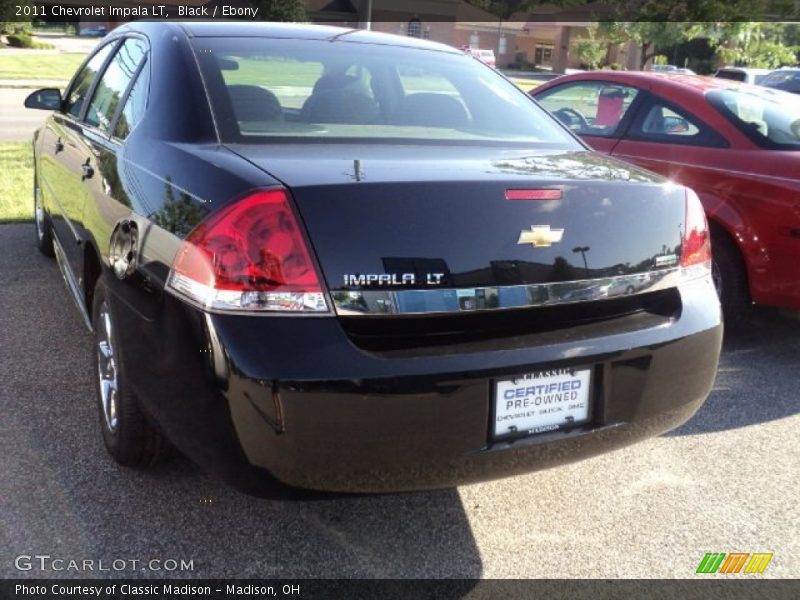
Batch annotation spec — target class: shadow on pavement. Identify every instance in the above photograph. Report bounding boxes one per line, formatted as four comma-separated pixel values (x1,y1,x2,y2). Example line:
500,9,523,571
668,308,800,436
0,224,482,580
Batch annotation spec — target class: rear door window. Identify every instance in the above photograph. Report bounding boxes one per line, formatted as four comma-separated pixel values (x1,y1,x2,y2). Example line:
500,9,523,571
114,58,150,139
536,81,640,137
85,38,148,131
63,43,115,118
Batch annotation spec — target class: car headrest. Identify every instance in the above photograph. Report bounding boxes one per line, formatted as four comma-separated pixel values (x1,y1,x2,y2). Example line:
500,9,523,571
227,85,283,123
391,93,469,128
301,88,380,125
312,73,361,95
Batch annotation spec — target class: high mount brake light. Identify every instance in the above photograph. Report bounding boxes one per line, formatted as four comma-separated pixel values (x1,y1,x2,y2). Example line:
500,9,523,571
505,189,563,201
167,189,328,313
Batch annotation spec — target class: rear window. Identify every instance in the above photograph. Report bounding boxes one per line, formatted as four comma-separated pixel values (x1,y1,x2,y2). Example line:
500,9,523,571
715,69,746,82
760,70,800,92
192,37,578,146
761,70,800,84
706,87,800,150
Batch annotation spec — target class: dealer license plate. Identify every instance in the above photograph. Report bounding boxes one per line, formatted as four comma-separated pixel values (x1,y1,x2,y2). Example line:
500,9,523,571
493,368,592,437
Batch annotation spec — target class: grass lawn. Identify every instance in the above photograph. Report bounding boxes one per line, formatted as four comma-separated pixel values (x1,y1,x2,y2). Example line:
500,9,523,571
508,78,539,92
0,52,83,81
0,142,33,222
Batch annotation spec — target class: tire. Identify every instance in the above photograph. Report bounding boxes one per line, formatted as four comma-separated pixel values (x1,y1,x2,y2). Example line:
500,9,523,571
711,228,751,326
34,182,54,257
92,277,171,466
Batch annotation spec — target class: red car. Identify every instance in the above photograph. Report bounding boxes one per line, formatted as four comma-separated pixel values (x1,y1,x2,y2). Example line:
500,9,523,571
531,72,800,321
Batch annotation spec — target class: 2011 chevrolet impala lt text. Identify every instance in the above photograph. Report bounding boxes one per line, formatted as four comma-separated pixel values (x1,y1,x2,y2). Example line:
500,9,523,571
24,22,722,495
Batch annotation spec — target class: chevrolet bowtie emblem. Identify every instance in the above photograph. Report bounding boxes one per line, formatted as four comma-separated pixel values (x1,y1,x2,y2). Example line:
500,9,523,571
517,225,565,248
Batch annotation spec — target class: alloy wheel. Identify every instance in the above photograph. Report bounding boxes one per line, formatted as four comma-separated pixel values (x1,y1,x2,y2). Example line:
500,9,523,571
97,301,119,432
34,189,44,241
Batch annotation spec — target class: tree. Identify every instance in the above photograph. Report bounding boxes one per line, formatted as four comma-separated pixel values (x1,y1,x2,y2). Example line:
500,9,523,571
715,22,798,68
248,0,305,21
465,0,588,19
596,0,782,68
0,0,34,35
575,24,607,69
599,22,688,68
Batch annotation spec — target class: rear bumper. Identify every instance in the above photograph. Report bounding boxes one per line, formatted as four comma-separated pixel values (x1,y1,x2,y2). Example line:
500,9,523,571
116,275,722,494
229,323,720,493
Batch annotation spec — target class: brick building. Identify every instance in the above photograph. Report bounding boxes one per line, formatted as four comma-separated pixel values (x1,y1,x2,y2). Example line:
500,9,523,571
48,0,643,72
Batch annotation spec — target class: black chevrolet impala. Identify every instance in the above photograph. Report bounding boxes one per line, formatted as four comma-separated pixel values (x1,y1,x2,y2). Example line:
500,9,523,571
24,22,722,494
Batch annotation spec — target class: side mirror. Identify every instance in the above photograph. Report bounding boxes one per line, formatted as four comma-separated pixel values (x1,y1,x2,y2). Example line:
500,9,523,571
24,88,61,111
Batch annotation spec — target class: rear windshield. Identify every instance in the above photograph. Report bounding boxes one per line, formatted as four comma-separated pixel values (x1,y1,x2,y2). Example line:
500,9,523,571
192,37,578,146
706,87,800,150
760,70,800,91
715,69,746,82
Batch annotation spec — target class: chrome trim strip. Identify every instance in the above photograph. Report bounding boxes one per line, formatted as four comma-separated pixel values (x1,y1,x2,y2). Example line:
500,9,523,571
53,236,93,332
332,268,684,316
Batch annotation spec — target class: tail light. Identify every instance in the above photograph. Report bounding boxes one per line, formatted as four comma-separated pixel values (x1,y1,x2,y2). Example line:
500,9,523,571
166,188,328,313
680,188,712,281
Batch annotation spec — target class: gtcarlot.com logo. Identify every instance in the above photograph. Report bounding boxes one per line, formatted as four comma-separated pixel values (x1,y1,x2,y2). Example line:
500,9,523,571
14,554,195,572
696,552,773,574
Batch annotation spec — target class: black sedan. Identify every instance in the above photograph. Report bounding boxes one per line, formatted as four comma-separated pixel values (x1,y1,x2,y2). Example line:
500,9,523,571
24,22,722,495
761,68,800,94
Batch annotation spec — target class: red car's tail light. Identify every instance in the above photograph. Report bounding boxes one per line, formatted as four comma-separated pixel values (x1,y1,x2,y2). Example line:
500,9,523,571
167,188,328,313
681,188,712,269
678,187,714,288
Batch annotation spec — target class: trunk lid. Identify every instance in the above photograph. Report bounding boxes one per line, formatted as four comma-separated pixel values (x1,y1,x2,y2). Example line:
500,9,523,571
227,144,686,292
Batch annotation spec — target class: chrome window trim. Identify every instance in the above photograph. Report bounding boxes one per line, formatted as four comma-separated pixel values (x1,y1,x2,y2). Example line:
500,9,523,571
331,268,685,316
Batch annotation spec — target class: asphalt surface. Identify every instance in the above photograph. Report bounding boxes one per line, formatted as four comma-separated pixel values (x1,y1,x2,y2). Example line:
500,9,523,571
0,88,49,142
0,223,798,579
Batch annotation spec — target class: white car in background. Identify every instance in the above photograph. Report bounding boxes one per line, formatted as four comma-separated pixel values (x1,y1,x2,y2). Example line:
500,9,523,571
650,64,695,74
714,66,770,85
465,47,496,68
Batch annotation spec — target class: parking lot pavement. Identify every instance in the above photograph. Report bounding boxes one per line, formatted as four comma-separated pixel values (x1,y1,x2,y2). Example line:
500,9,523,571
0,88,49,142
0,222,797,579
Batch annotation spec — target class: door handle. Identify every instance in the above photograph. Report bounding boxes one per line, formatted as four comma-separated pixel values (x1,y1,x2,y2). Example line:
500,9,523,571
54,138,63,153
81,159,94,180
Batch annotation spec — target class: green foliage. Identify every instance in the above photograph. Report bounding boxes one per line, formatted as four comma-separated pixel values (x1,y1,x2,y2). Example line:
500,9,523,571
575,24,607,69
248,0,306,21
598,22,688,67
5,32,52,49
0,143,33,222
716,23,798,68
0,0,34,35
465,0,588,19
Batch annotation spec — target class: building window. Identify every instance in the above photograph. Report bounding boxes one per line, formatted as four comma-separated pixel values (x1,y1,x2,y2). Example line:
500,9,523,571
469,32,479,48
498,35,507,55
534,44,554,67
407,18,422,38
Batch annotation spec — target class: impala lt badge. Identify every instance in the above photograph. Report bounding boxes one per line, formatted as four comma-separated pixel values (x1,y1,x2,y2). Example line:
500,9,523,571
343,273,445,287
518,225,565,248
